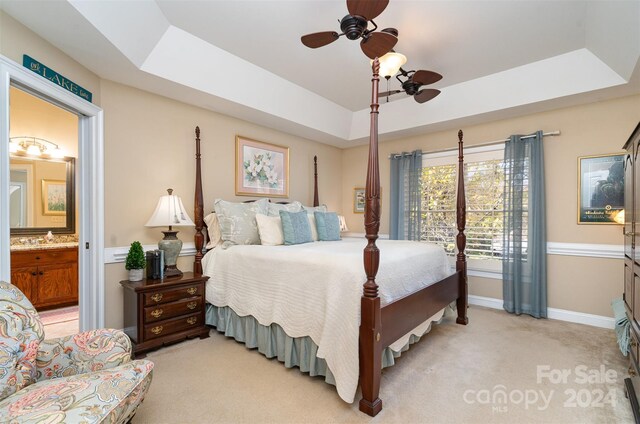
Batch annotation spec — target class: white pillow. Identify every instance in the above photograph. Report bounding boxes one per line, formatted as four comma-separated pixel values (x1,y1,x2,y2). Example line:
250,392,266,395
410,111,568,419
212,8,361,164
308,215,318,242
203,213,221,249
256,213,284,246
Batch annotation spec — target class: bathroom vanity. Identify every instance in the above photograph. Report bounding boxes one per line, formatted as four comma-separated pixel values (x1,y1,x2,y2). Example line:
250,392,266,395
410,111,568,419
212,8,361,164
10,245,78,310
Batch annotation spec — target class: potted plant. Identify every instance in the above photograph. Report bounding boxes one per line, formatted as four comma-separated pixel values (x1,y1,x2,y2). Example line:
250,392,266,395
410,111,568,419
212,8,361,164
125,241,146,281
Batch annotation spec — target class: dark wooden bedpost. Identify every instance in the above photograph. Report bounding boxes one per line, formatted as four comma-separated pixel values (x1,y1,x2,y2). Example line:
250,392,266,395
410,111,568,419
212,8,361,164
194,126,205,276
359,57,383,417
313,155,319,207
456,130,469,325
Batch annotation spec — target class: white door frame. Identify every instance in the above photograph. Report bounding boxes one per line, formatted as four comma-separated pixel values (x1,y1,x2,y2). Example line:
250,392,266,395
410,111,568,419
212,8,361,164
0,54,104,330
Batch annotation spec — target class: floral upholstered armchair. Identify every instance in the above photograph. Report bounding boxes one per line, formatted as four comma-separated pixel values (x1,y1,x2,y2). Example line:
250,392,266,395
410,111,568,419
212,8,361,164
0,281,154,423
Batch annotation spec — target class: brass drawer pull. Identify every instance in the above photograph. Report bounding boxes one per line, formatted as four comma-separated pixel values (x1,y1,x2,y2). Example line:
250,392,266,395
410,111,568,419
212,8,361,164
187,287,197,295
151,293,163,303
151,309,163,318
151,326,163,335
187,301,197,310
187,317,197,325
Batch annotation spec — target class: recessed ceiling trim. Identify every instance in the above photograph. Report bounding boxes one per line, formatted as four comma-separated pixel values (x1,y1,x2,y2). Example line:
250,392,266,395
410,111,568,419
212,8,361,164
140,25,353,140
349,49,628,140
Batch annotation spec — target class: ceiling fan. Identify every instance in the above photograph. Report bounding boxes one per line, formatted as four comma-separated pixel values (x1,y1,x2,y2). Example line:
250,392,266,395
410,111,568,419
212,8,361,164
300,0,398,60
380,67,442,103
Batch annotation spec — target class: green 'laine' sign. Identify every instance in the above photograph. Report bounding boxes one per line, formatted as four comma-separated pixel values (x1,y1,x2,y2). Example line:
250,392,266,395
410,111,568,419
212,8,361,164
22,55,92,103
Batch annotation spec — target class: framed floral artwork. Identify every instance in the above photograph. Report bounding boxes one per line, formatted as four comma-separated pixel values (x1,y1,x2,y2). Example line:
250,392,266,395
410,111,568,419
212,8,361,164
41,179,66,216
236,136,289,198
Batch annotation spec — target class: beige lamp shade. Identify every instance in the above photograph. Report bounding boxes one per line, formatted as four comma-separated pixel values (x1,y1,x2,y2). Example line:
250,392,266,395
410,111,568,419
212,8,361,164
145,189,194,228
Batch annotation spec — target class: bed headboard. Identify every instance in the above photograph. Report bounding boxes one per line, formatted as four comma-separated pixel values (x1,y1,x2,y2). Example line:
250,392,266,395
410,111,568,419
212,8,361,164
192,128,320,275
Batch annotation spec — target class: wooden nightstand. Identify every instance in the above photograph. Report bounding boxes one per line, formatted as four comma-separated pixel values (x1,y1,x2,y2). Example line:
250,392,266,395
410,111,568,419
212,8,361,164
120,272,210,357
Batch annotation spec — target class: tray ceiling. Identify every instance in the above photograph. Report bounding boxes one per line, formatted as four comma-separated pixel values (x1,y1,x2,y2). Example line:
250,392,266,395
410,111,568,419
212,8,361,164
1,0,639,147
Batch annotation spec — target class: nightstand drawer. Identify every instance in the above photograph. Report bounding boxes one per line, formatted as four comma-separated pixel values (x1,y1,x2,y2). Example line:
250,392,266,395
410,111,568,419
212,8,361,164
144,297,203,323
121,272,209,356
144,313,203,340
143,284,203,306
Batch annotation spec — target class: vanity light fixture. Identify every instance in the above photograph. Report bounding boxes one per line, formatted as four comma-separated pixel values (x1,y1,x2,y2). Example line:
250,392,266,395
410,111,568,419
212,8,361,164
9,136,65,158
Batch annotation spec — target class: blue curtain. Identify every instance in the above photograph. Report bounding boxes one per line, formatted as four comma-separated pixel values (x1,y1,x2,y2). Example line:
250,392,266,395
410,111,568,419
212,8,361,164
390,150,422,240
502,131,547,318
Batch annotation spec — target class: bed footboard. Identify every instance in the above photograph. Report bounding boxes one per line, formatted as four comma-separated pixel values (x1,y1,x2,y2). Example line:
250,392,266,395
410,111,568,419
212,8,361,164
358,60,467,417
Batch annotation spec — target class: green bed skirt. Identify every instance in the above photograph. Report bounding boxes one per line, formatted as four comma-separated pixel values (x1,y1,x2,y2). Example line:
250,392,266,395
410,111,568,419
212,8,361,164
205,303,444,388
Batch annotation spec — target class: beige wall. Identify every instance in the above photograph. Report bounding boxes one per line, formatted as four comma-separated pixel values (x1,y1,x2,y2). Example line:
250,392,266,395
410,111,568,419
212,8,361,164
2,9,637,326
101,79,343,328
1,13,343,328
0,11,101,105
342,95,640,317
9,87,79,156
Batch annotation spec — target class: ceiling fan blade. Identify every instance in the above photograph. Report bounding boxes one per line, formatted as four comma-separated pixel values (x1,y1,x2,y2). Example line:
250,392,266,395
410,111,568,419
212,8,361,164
301,31,339,48
347,0,389,21
411,70,443,86
360,32,397,60
414,89,441,104
378,90,402,97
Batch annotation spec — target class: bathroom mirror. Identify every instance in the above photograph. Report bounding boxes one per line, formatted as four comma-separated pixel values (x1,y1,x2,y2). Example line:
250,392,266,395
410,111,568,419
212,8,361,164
10,154,75,235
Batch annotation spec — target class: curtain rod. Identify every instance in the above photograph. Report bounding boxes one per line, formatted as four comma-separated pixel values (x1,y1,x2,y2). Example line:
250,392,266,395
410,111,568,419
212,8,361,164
389,130,561,158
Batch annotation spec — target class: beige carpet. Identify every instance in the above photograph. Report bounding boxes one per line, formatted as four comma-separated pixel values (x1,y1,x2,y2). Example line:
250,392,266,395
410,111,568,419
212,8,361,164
42,319,79,339
134,306,634,424
40,306,79,339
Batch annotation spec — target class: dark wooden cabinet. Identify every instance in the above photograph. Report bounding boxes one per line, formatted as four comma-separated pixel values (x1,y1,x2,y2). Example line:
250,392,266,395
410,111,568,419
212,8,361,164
10,247,78,310
120,272,210,357
623,122,640,423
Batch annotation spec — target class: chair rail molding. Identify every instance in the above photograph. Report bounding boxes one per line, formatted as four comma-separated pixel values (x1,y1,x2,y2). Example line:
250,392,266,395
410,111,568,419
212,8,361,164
105,242,197,264
546,242,623,259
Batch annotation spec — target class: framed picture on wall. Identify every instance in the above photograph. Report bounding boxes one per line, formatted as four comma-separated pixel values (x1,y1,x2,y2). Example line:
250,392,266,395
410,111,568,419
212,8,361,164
235,136,289,198
41,179,66,216
354,188,366,213
578,153,625,224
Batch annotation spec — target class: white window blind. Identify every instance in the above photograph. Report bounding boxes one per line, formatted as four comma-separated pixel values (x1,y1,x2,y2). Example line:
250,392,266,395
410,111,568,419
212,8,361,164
421,146,519,261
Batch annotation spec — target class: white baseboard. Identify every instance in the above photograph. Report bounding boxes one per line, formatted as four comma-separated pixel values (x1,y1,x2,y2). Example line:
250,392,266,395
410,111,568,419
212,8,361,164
468,294,615,329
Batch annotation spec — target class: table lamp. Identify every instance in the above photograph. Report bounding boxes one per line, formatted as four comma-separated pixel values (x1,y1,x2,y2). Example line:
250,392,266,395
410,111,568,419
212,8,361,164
145,188,194,277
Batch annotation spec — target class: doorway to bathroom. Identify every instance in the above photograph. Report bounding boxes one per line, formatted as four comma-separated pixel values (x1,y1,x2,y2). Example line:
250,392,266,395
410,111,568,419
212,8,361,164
9,86,80,338
1,54,105,331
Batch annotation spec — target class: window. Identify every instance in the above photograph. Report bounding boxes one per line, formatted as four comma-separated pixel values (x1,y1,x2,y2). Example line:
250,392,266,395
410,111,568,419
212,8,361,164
421,146,519,262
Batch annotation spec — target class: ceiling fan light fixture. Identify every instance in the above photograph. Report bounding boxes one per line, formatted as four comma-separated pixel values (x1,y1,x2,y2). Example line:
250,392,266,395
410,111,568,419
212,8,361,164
374,51,407,78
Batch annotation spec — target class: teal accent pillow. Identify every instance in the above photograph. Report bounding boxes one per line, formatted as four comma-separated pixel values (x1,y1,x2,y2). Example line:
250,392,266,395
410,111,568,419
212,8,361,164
314,211,341,241
279,210,313,245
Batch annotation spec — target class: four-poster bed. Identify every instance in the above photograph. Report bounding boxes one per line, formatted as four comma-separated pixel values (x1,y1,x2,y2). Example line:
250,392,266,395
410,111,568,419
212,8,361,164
192,58,468,417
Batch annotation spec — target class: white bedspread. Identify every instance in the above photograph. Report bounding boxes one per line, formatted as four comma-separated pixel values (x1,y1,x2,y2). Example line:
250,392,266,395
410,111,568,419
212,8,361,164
202,238,452,403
